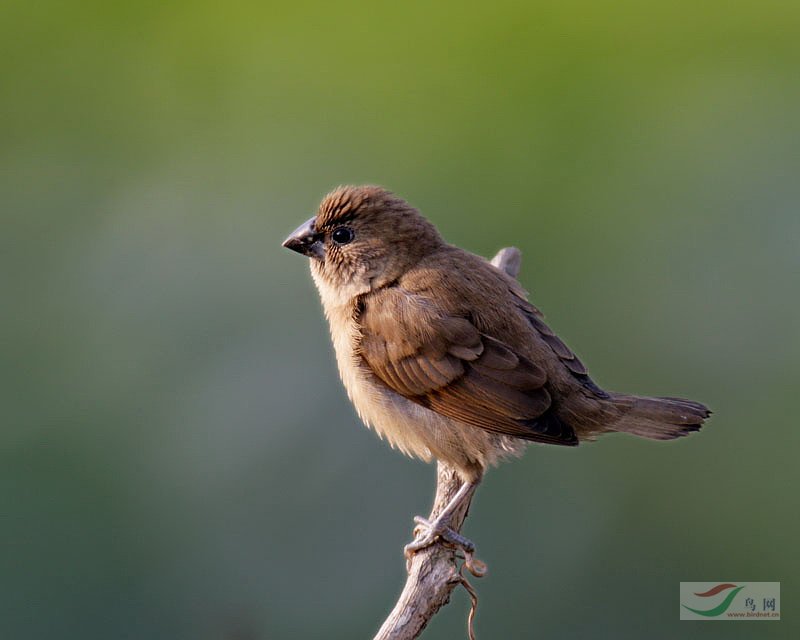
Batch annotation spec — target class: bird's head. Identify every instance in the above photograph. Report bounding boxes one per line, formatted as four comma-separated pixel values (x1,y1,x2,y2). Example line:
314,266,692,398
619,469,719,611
283,186,443,301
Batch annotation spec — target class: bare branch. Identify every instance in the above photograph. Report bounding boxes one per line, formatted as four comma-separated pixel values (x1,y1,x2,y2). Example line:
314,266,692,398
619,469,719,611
490,246,521,278
372,247,522,640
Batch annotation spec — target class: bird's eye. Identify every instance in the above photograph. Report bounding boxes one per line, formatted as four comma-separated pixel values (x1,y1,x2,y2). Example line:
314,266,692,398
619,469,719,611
331,227,354,245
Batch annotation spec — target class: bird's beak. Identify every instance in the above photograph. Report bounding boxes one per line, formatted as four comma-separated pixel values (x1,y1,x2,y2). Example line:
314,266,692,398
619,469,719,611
282,216,324,260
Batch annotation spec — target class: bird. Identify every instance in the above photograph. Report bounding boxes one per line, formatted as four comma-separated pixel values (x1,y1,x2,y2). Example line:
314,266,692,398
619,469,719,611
283,185,710,562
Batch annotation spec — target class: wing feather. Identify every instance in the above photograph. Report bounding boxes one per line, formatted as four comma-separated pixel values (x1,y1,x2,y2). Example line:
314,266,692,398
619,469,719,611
359,290,577,445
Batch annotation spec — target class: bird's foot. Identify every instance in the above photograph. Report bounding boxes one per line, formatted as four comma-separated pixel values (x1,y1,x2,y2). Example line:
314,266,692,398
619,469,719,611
406,515,475,554
404,515,487,577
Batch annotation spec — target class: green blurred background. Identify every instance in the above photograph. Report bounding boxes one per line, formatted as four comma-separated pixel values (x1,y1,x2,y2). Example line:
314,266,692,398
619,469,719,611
2,1,798,638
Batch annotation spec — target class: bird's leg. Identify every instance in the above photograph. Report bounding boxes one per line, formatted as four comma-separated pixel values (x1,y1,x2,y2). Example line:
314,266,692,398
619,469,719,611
404,480,479,565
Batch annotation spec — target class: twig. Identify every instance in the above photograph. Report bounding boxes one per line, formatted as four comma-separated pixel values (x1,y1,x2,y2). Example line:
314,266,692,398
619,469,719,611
372,248,522,640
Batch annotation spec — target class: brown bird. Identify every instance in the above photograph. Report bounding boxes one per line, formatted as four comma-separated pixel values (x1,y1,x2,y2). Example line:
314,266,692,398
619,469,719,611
283,185,709,560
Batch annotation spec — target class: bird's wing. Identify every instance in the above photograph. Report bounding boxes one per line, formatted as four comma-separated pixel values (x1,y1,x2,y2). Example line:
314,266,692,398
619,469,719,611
357,288,577,445
512,295,610,398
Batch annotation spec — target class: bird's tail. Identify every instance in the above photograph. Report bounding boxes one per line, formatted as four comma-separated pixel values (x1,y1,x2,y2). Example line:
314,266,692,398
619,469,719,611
608,394,710,440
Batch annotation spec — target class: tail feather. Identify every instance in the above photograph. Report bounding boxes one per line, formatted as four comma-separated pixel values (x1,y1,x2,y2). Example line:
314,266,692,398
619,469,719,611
609,394,710,440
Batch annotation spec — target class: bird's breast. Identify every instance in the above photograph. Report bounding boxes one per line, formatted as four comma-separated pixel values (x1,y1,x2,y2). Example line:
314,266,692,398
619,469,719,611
317,295,430,457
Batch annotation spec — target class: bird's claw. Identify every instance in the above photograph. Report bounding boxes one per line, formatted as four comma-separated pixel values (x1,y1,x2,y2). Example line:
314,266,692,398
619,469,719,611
404,514,485,577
